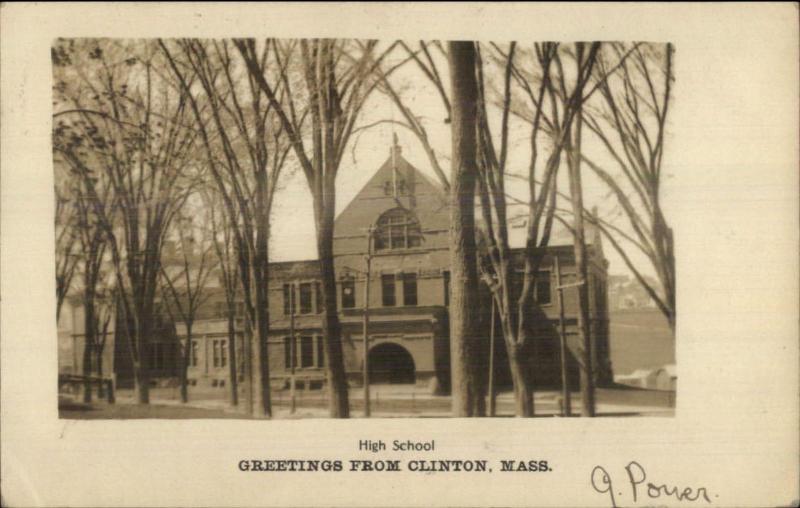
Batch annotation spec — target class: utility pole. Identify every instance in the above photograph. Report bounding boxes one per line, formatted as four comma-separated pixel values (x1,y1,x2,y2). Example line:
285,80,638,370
362,225,374,417
289,284,296,414
555,256,583,417
488,297,497,416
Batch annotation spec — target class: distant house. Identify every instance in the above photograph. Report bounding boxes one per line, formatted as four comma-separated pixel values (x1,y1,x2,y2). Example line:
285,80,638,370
607,274,660,311
614,364,676,391
59,144,614,394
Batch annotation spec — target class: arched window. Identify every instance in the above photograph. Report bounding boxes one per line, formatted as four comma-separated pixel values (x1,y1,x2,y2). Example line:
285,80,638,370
374,208,421,251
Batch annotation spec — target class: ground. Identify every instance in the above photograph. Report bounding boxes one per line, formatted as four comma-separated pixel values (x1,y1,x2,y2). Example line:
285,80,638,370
59,383,674,419
59,308,675,419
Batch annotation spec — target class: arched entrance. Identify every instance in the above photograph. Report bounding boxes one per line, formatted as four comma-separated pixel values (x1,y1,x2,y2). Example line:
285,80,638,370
368,342,416,384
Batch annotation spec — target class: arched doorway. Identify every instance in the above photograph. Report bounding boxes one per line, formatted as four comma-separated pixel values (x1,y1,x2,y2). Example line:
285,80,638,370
368,342,416,384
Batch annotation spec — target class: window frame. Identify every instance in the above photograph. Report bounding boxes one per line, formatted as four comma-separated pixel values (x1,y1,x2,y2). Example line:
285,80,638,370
283,283,293,315
300,335,314,368
381,274,396,307
190,340,199,367
341,277,356,309
402,272,418,306
374,208,422,252
316,335,325,368
298,282,313,315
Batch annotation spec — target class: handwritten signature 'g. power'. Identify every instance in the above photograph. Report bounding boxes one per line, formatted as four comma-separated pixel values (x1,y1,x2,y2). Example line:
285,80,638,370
591,461,715,507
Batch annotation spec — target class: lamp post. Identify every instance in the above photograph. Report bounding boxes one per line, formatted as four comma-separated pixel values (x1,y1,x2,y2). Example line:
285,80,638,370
289,284,296,414
488,296,497,416
553,256,585,417
362,225,374,417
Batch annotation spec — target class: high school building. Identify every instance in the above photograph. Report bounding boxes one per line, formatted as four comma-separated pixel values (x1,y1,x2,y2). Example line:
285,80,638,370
59,144,613,394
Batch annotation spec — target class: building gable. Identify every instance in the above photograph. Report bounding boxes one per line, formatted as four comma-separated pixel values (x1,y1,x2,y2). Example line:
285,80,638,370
334,146,449,243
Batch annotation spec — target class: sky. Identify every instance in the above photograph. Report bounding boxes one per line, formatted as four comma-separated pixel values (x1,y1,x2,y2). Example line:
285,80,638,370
268,43,674,281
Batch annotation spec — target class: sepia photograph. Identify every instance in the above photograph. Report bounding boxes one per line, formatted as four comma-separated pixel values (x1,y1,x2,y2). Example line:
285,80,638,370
53,38,676,420
2,3,797,507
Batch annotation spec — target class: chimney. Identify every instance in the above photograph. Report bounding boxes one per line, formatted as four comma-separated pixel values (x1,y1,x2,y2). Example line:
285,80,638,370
391,132,402,158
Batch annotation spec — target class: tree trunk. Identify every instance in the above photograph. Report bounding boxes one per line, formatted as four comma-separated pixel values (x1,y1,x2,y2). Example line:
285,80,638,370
180,322,192,403
82,294,94,404
317,175,350,418
567,94,596,418
134,316,152,404
227,312,239,406
447,41,486,417
253,266,272,417
134,367,150,404
96,344,105,398
252,167,273,418
507,344,534,417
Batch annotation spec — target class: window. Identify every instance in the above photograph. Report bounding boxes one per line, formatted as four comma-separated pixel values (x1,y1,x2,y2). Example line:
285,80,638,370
208,339,227,369
383,179,407,196
341,278,356,309
283,284,293,315
299,282,313,314
374,208,421,251
283,336,296,369
443,270,450,306
535,271,552,305
316,336,325,368
315,281,322,313
381,274,396,307
300,336,314,368
190,340,199,367
402,273,418,306
219,340,227,368
212,340,220,368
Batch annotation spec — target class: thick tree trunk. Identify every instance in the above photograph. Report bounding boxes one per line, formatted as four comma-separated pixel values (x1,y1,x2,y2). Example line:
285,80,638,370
134,316,152,404
242,316,255,415
253,268,272,417
134,367,150,404
252,168,273,418
180,323,192,403
447,41,486,417
317,176,349,418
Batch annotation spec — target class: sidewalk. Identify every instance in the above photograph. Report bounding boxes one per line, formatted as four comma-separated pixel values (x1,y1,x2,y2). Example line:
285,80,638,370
61,384,675,419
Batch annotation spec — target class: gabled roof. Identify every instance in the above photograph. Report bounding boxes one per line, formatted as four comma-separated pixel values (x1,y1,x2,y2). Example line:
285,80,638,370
334,148,449,238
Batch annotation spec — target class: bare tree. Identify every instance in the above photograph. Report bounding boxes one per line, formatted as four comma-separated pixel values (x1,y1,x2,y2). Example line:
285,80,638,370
206,187,242,406
236,38,396,418
54,163,80,322
70,168,110,402
161,39,293,417
447,41,487,416
93,284,116,398
560,43,603,417
582,42,675,330
159,206,214,403
473,42,601,416
53,39,199,403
